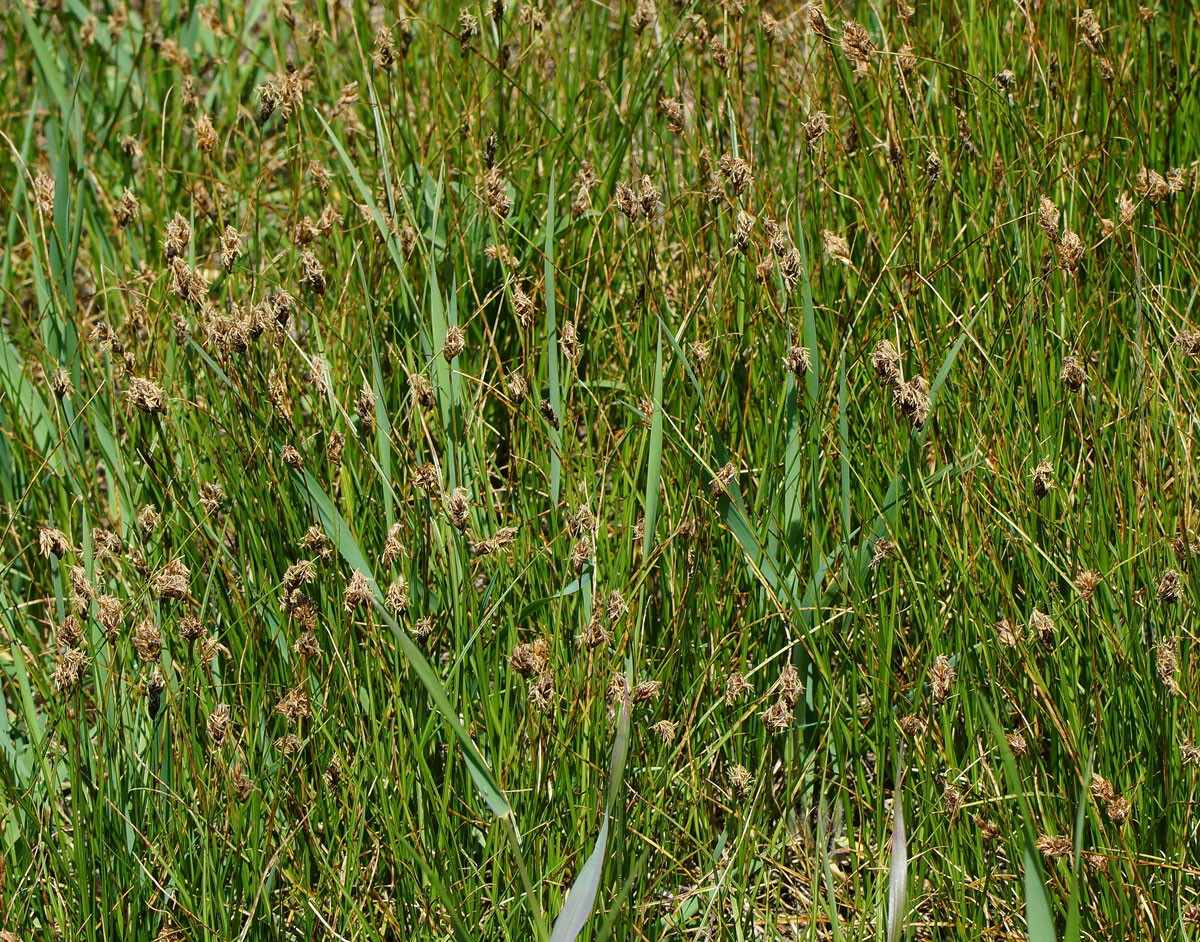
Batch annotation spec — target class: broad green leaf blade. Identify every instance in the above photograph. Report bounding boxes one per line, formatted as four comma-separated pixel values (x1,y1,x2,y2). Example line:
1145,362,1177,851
549,698,632,942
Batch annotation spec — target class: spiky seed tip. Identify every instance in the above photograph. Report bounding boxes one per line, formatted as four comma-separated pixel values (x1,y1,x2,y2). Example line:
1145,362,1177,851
385,576,410,613
760,698,792,733
1037,196,1060,242
871,340,901,386
1006,731,1028,757
539,398,560,430
710,461,737,496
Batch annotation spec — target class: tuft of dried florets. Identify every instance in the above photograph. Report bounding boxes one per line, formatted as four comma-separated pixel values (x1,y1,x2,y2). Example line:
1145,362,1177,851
442,324,466,361
132,618,163,662
929,654,956,704
1057,229,1085,275
385,575,410,613
840,20,875,73
53,647,89,693
1075,569,1101,601
771,663,804,708
1030,608,1055,648
343,570,374,611
1060,356,1085,392
724,669,752,706
38,526,72,558
1157,569,1184,605
1037,197,1060,242
1157,636,1180,693
207,703,231,747
802,111,830,153
126,376,167,415
760,698,792,734
116,187,140,227
1031,459,1054,499
871,340,901,387
155,558,191,600
445,487,471,531
821,229,852,265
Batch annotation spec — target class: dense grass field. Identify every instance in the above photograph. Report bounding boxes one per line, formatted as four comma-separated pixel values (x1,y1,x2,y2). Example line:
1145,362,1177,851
1,0,1199,939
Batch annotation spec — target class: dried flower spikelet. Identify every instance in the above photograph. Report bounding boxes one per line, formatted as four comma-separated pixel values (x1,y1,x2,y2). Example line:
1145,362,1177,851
871,340,900,386
1117,192,1136,226
996,69,1016,90
442,324,466,361
943,783,963,820
840,20,875,73
1036,833,1073,859
1060,356,1085,392
1182,741,1200,767
771,664,804,708
179,615,205,642
56,613,83,647
606,590,628,623
163,213,192,261
821,229,851,265
385,575,410,612
373,24,397,71
1037,197,1060,242
717,154,754,195
925,151,943,187
651,719,678,744
631,0,657,35
1057,229,1084,275
1157,569,1184,605
1031,459,1054,499
38,526,72,558
893,376,931,428
413,615,436,641
1074,569,1101,601
199,481,223,516
709,460,737,496
510,638,551,677
343,569,374,611
1106,795,1132,826
784,344,811,380
802,111,830,152
761,698,792,733
727,763,752,798
1030,608,1055,648
506,372,529,404
457,10,480,52
929,654,956,703
724,669,752,706
1136,166,1170,203
275,687,311,725
512,283,535,326
283,560,317,592
381,523,405,568
870,538,897,571
1007,730,1028,757
484,167,512,218
658,96,684,133
33,171,55,219
1077,8,1103,53
138,503,161,536
539,398,560,430
132,618,163,662
1157,636,1180,693
413,462,441,494
280,444,303,470
690,340,711,372
579,612,611,649
1167,167,1187,193
637,175,661,219
560,322,581,362
569,534,593,572
299,250,326,295
155,558,191,600
219,225,243,271
732,209,755,254
445,487,471,531
53,647,89,693
631,679,662,704
116,187,140,227
354,381,376,432
207,703,231,747
126,376,167,414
